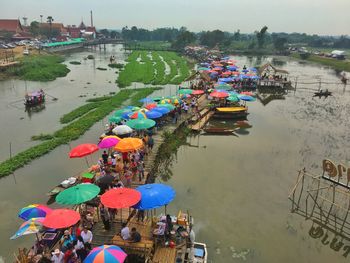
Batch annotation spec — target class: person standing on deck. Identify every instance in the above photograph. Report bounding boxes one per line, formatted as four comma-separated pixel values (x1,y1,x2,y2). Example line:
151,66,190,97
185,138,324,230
102,151,109,165
80,226,93,250
99,204,111,231
148,135,154,151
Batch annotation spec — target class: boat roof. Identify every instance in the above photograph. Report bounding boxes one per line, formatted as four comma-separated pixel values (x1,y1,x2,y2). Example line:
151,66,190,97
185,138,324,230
216,107,247,112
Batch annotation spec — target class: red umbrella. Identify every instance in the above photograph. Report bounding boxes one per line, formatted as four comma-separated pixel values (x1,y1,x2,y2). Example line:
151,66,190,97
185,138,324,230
69,144,99,158
145,103,157,110
101,188,141,209
240,91,254,96
210,91,229,98
192,90,204,95
42,209,80,229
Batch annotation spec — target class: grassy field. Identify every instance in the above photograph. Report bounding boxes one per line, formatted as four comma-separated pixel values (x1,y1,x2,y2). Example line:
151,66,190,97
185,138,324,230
125,41,172,50
291,53,350,72
0,88,159,178
5,55,70,81
117,51,191,87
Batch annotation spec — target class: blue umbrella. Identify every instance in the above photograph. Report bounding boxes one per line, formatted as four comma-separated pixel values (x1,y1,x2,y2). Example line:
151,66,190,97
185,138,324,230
228,66,238,71
250,67,257,72
134,183,176,210
121,112,131,120
146,110,163,119
139,98,154,103
238,95,256,102
153,107,170,114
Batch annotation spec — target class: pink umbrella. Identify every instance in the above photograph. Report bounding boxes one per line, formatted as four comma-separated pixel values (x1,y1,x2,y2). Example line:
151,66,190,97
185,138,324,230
192,90,204,95
98,137,121,149
210,91,229,98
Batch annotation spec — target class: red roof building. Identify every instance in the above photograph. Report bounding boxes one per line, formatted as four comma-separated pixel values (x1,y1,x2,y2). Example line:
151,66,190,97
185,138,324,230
0,19,23,33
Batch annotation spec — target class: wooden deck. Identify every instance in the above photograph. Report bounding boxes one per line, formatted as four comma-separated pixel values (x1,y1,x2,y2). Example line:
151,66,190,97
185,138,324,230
152,247,177,263
190,111,214,131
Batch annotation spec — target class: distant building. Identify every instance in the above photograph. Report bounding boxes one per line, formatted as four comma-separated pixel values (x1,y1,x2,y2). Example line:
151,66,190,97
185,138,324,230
0,19,31,40
331,50,346,60
66,20,96,39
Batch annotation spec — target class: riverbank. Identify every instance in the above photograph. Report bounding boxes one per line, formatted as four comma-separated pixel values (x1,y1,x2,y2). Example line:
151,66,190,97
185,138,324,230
0,88,158,178
290,53,350,72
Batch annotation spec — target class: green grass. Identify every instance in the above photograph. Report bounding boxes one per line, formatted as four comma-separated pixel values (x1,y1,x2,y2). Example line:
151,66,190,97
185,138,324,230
108,63,124,69
117,51,191,87
291,53,350,72
126,41,172,50
69,61,81,65
86,96,113,102
31,133,55,141
6,55,70,81
0,88,159,178
60,103,100,124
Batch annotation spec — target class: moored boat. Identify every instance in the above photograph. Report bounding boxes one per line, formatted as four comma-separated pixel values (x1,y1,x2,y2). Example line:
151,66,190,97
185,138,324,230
203,127,236,134
25,90,45,107
193,242,208,263
213,106,249,119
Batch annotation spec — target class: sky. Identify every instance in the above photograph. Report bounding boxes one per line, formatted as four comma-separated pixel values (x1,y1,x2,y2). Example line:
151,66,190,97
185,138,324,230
1,0,350,36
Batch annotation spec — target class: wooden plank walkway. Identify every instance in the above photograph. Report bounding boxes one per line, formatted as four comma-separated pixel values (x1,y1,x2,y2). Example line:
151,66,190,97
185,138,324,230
190,111,214,131
152,247,177,263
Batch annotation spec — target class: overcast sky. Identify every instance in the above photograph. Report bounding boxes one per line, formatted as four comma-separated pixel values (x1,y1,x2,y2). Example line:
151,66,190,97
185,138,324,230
1,0,349,35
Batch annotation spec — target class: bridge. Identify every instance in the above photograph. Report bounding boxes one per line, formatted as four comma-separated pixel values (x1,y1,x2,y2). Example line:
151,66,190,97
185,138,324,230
83,38,125,46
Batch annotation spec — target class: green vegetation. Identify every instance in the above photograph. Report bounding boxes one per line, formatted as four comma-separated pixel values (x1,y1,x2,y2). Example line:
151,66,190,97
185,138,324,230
97,67,107,71
117,51,191,87
108,63,124,69
87,55,94,59
290,53,350,72
0,88,158,177
69,61,81,65
60,103,99,124
125,41,173,50
31,133,55,141
86,96,113,102
6,55,70,81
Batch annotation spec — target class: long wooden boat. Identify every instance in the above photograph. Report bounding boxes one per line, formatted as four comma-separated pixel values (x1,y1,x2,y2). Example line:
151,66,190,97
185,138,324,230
203,127,237,134
46,176,78,197
314,90,332,97
213,106,249,119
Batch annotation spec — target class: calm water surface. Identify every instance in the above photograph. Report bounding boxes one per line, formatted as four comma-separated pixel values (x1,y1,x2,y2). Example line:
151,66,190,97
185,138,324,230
0,51,349,262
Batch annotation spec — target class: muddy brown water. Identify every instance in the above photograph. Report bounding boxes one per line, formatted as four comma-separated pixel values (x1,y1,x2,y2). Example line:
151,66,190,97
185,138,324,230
0,51,349,262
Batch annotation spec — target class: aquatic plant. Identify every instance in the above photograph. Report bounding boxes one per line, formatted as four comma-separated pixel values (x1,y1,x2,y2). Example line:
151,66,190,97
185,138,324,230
291,53,350,72
69,61,81,65
60,102,100,124
0,88,159,178
6,55,70,81
31,133,54,141
86,96,113,102
87,55,94,59
108,63,124,69
96,67,107,71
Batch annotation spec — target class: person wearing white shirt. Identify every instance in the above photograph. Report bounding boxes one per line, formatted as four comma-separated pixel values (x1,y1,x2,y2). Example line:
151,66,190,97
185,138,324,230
120,223,130,240
81,227,93,250
51,249,64,263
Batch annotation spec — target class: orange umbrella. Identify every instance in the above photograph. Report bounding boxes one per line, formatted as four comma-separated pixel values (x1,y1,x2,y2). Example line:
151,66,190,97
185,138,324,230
114,138,144,153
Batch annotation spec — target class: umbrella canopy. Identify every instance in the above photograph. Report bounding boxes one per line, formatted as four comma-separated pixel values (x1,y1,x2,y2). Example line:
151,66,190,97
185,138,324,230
42,209,80,229
197,67,210,71
145,103,158,110
238,95,256,102
240,91,254,96
101,188,141,209
112,125,133,136
108,116,122,123
114,138,144,153
96,174,115,186
125,119,156,130
151,97,164,102
134,184,176,210
159,99,171,104
153,106,170,114
114,109,132,117
84,245,127,263
178,89,193,95
98,137,121,149
158,103,175,111
56,184,100,205
192,90,204,95
10,217,45,240
69,144,99,158
226,95,240,102
18,204,52,221
130,111,147,119
139,98,154,103
146,110,163,119
210,91,229,98
125,106,140,111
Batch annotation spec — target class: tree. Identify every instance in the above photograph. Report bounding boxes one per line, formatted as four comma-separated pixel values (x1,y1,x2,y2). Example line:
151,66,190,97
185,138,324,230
172,30,196,50
199,30,225,48
47,16,54,40
233,30,240,41
256,26,268,48
99,29,110,38
273,37,287,51
29,21,40,36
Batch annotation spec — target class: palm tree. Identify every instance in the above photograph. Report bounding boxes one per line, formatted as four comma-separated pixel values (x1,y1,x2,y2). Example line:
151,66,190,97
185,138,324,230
47,16,54,40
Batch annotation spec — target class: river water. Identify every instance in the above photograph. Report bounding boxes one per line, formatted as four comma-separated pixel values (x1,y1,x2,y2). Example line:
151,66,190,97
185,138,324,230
0,47,349,262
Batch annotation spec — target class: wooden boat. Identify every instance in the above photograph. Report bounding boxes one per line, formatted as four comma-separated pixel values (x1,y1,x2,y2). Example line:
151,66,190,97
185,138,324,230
314,90,332,97
213,106,249,119
46,177,78,196
193,242,208,263
25,90,45,107
203,127,237,134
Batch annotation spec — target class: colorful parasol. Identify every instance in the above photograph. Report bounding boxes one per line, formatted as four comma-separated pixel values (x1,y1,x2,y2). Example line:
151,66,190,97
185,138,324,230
69,144,99,158
10,217,45,240
145,103,158,110
125,119,156,130
84,245,127,263
157,103,175,111
55,183,100,205
101,188,141,209
114,108,132,117
129,111,147,119
18,204,52,221
145,110,163,119
210,91,229,98
178,89,193,95
114,138,144,152
98,137,121,149
192,90,204,95
108,116,122,123
134,184,176,210
42,209,80,229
